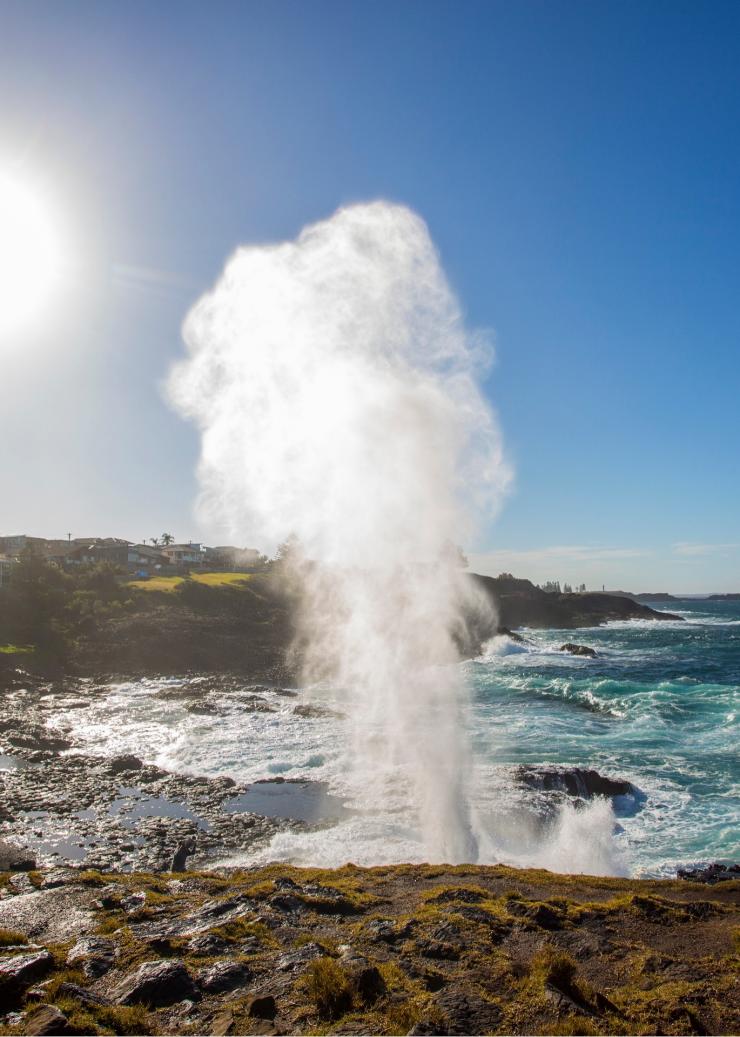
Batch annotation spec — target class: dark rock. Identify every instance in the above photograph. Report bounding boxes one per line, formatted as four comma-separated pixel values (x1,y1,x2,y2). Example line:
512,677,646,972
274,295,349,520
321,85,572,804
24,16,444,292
9,873,35,895
434,990,503,1035
22,1005,72,1036
275,943,324,971
415,938,460,961
677,862,740,885
66,936,117,978
340,951,386,1004
198,961,251,993
8,733,72,752
544,980,593,1016
515,766,634,799
114,958,199,1007
120,892,146,913
269,893,303,912
560,642,597,658
246,995,277,1020
429,887,486,905
109,754,144,774
366,918,415,942
143,936,175,956
57,982,112,1006
186,933,231,957
0,951,53,991
507,901,564,929
0,839,37,872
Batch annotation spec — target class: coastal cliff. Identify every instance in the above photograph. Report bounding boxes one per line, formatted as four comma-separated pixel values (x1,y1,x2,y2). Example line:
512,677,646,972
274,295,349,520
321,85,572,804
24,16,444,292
0,570,682,682
470,574,682,633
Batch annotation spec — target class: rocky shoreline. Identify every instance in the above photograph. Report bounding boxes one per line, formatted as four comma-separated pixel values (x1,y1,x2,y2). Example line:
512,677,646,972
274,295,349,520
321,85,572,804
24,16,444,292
0,671,630,877
0,669,738,1035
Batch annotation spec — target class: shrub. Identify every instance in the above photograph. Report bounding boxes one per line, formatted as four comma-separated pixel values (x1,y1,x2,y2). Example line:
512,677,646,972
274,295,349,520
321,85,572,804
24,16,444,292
307,956,353,1019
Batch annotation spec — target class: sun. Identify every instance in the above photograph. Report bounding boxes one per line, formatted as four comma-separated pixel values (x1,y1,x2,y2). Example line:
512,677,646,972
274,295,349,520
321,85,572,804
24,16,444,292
0,171,63,337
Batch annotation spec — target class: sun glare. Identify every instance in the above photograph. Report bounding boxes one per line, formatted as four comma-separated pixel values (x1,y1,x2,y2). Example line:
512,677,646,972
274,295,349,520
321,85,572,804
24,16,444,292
0,171,63,337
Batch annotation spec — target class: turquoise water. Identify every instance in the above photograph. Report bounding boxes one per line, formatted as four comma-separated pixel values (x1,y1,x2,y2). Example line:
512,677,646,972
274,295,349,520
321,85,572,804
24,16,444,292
467,598,740,877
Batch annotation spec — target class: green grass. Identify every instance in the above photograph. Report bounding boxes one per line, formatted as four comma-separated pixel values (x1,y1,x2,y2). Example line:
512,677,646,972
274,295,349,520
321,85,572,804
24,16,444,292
0,643,34,654
127,571,254,592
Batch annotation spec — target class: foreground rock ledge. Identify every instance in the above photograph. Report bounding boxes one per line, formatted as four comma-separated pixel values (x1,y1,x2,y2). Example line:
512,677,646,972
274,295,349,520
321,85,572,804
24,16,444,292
0,863,737,1036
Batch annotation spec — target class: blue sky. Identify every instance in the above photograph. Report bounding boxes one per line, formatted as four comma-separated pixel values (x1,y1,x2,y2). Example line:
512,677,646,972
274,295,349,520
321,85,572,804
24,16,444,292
1,0,739,591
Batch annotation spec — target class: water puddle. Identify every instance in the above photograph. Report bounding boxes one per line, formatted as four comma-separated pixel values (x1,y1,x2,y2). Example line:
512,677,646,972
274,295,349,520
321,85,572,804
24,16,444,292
109,786,210,830
19,810,94,862
0,754,30,771
224,780,352,822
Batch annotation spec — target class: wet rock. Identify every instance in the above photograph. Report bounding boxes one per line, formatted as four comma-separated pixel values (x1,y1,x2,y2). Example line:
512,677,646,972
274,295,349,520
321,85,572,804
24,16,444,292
515,766,634,798
8,732,72,752
0,951,53,992
198,961,251,993
560,642,597,658
22,1005,72,1036
0,840,36,871
109,754,144,774
114,958,199,1006
677,862,740,884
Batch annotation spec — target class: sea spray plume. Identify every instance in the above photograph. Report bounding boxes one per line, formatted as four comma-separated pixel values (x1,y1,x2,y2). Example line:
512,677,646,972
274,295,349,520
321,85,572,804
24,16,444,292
168,201,511,862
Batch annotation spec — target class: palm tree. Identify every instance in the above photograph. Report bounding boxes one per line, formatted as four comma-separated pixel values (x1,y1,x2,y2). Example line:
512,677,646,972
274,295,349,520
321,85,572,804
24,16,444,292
161,533,175,546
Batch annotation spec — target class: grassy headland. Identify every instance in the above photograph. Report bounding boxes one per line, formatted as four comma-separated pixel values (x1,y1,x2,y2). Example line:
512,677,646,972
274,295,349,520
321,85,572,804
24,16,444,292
0,863,737,1035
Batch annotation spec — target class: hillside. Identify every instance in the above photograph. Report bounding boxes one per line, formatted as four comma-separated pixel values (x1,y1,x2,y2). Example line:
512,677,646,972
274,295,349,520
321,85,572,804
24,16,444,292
0,566,683,682
470,574,682,632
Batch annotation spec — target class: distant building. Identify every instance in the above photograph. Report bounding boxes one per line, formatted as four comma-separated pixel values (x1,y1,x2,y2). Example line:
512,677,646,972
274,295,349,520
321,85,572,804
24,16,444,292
160,543,204,569
69,538,130,568
127,544,169,574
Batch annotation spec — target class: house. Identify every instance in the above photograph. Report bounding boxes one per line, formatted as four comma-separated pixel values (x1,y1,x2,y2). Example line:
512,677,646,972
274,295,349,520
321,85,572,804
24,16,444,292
127,544,169,575
160,543,204,569
70,538,130,568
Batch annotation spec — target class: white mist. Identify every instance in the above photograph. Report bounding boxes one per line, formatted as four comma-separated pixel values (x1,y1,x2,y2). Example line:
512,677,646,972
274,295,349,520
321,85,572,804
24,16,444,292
168,201,511,862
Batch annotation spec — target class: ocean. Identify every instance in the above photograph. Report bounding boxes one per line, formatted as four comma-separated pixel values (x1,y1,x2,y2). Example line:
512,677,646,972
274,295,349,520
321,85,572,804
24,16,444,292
57,598,739,878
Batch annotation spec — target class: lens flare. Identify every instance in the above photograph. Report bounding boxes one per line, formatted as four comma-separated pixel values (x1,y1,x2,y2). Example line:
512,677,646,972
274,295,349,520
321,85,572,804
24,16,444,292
0,171,63,337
